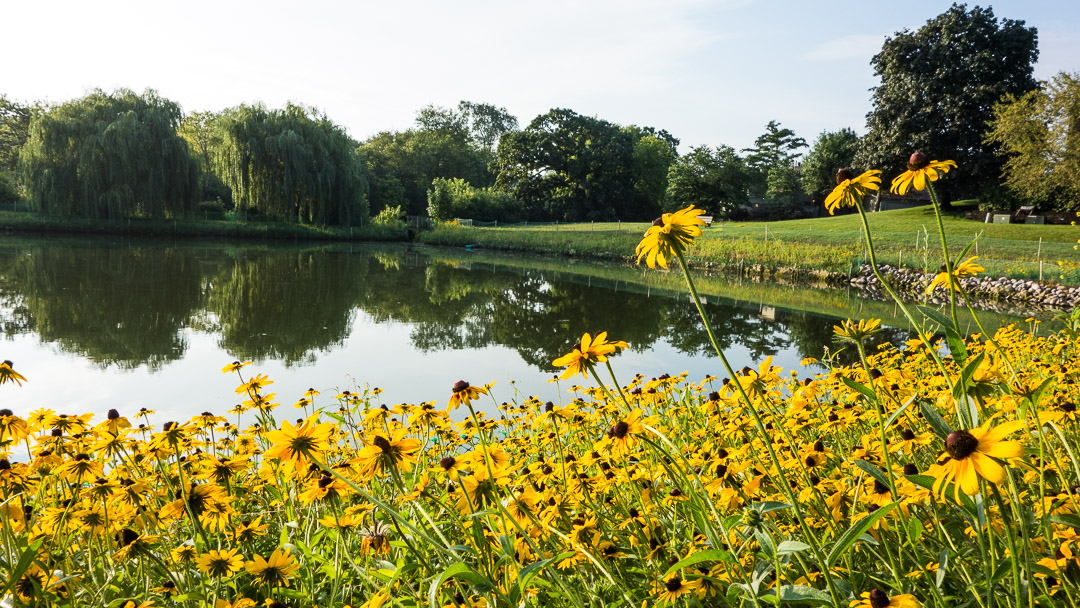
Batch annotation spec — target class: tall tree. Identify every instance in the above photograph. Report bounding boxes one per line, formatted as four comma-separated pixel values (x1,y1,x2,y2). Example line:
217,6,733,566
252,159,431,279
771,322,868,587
742,120,807,199
665,145,750,218
19,89,199,220
212,103,369,225
0,95,32,173
800,128,860,201
857,4,1039,199
493,108,636,221
985,72,1080,211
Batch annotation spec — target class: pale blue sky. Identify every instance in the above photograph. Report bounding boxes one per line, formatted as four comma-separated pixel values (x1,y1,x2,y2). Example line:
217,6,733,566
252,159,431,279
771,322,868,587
4,0,1078,152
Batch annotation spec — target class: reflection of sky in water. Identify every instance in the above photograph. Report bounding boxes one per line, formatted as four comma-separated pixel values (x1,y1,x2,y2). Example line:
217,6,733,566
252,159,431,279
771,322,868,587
3,308,810,425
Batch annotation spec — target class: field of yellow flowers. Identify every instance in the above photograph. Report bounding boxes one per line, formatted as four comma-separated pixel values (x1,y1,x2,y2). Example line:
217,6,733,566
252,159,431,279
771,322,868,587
2,155,1080,608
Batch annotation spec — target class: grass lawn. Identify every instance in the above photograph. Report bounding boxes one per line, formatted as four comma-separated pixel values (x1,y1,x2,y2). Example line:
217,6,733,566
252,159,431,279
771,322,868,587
420,203,1080,284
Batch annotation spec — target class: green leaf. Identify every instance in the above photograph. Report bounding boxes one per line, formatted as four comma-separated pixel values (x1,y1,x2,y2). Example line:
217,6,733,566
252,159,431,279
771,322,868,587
428,563,496,608
0,539,43,597
906,518,923,544
884,394,917,431
920,306,967,364
854,459,892,491
663,549,735,578
777,541,812,555
951,352,985,400
825,502,899,567
756,529,777,559
919,400,954,440
841,376,877,402
769,585,834,604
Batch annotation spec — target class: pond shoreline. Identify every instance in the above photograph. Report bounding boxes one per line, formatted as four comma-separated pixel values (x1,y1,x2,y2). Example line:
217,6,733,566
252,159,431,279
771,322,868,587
0,211,406,242
417,234,1078,315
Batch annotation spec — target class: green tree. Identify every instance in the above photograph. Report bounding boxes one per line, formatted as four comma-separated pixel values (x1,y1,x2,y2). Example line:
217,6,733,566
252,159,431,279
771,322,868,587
765,161,802,203
857,4,1039,199
742,120,807,199
0,95,32,173
985,72,1080,211
213,103,369,225
664,146,750,218
19,89,199,220
179,110,231,205
361,124,490,217
493,108,637,221
800,128,859,201
627,128,678,220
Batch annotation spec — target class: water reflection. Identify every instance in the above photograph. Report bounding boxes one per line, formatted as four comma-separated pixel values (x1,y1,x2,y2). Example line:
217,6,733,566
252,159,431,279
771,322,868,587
0,238,1024,384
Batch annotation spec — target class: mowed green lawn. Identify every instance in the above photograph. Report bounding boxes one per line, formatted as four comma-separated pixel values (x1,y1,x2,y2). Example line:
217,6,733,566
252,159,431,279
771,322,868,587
433,204,1080,283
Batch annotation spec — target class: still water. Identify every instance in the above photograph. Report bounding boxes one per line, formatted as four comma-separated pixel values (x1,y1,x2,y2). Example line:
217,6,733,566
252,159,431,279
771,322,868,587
0,236,1031,423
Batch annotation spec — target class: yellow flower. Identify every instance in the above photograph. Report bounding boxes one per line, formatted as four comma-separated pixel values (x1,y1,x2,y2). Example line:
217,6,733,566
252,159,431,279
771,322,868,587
197,548,245,578
927,420,1024,500
552,332,628,380
635,205,707,269
263,414,333,467
221,360,252,374
0,360,27,386
850,589,920,608
448,380,487,411
925,256,984,294
889,152,957,195
657,575,701,606
245,548,299,588
825,169,881,215
834,318,882,343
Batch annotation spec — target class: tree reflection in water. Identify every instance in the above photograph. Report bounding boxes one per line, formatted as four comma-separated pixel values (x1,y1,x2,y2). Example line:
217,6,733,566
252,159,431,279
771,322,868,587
0,239,973,374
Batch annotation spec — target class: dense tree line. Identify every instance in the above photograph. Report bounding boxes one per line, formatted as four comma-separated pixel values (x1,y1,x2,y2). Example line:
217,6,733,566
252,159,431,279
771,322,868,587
0,4,1075,224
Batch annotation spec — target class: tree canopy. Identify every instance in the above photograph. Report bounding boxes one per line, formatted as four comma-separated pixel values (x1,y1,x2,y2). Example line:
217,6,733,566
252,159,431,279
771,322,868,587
857,4,1039,199
212,103,369,225
0,95,31,174
985,72,1080,211
493,109,643,221
742,120,807,199
19,88,199,220
665,145,750,218
800,128,860,201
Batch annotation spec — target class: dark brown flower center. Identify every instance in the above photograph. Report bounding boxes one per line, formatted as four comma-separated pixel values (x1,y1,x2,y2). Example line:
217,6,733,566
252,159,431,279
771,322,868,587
440,456,457,470
665,577,683,592
945,430,979,460
452,380,470,393
836,168,855,184
612,421,630,439
372,435,392,452
907,152,929,170
652,217,664,228
869,588,890,608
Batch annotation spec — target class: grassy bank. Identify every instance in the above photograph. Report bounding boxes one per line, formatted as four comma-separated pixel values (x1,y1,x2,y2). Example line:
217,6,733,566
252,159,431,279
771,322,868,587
0,211,407,242
418,204,1080,285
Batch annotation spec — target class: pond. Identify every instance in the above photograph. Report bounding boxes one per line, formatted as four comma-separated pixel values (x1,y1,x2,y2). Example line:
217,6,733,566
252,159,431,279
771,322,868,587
0,235,1038,423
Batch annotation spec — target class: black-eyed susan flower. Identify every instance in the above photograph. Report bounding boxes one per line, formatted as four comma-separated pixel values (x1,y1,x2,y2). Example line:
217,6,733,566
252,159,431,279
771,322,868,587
448,380,487,411
245,548,299,588
221,360,252,374
197,548,245,578
552,332,627,380
0,360,27,386
850,588,920,608
635,205,708,269
656,575,701,605
890,152,957,195
826,169,882,215
834,318,882,343
928,421,1024,499
263,414,332,467
925,257,984,294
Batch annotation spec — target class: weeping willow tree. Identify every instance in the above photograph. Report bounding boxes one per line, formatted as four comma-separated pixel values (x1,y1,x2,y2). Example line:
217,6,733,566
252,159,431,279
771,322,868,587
18,89,199,220
212,103,369,225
